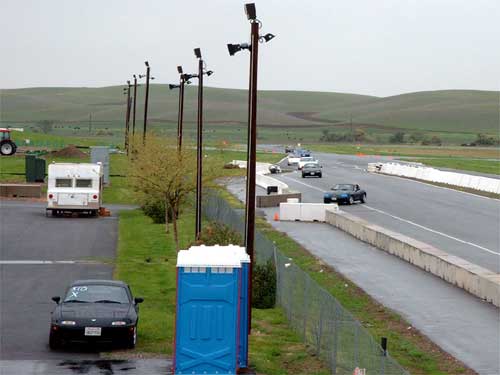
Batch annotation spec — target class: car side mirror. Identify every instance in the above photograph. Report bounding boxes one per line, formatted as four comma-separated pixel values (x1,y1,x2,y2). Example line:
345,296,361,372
134,297,144,304
52,296,61,304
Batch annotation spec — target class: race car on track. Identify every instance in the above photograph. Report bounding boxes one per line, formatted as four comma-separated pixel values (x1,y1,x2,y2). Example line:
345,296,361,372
301,163,322,178
49,280,143,349
323,184,366,205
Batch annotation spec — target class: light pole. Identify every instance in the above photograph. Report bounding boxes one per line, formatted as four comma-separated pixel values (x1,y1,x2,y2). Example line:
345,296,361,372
132,74,138,136
123,81,132,152
169,66,192,151
227,2,275,337
139,61,155,144
192,48,213,240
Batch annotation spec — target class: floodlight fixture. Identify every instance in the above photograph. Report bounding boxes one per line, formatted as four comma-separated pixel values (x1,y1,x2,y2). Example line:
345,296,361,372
145,61,149,67
194,48,201,59
245,3,256,20
139,74,146,78
150,77,156,80
227,43,250,56
127,80,131,85
261,33,276,43
177,66,183,74
205,70,214,77
169,84,180,90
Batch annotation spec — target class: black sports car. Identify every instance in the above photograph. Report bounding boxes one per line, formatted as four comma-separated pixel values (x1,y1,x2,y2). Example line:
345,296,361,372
49,280,143,349
323,184,366,204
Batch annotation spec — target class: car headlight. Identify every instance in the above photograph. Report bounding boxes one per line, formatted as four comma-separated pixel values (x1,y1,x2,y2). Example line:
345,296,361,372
111,321,127,326
61,320,76,325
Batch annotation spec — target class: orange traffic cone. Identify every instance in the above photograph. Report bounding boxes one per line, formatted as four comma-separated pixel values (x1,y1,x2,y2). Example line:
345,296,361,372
274,212,279,221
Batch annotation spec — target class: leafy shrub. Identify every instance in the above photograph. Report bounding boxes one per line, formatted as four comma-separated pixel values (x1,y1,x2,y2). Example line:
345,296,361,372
141,198,178,224
197,222,243,246
421,136,442,146
252,260,276,309
389,131,405,144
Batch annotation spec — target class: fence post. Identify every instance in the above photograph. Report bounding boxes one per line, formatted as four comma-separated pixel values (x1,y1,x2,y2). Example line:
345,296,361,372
302,276,310,341
316,292,325,356
331,302,339,374
354,321,359,368
380,337,387,375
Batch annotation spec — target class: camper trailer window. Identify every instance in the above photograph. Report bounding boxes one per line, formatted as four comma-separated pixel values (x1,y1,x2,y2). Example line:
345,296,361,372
55,178,72,188
76,179,92,188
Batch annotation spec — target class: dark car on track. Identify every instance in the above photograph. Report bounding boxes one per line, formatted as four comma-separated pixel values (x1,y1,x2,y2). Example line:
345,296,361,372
49,280,143,349
301,163,322,178
323,184,366,205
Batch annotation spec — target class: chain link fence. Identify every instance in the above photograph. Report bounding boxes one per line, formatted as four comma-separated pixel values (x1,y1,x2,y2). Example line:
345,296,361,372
203,194,409,375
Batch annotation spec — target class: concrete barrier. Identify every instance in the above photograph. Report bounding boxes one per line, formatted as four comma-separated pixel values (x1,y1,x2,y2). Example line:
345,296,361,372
0,183,42,198
256,192,301,208
376,162,500,194
325,209,500,307
280,203,339,222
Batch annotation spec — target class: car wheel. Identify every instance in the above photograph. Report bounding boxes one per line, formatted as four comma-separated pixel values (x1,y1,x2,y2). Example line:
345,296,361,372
348,196,354,205
323,198,330,204
361,194,366,203
302,174,305,178
49,331,61,350
126,326,137,349
318,173,322,178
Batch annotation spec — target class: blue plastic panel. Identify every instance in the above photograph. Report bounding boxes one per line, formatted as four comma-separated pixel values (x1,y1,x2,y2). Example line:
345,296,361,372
175,267,240,374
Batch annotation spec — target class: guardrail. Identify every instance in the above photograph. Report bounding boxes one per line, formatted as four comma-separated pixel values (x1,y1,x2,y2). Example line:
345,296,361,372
373,162,500,194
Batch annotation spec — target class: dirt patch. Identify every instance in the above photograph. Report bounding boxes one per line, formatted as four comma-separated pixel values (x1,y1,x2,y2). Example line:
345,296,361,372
46,145,88,158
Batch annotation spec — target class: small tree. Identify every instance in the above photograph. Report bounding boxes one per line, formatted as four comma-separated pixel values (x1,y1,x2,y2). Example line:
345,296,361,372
128,134,218,251
389,131,405,144
37,120,54,133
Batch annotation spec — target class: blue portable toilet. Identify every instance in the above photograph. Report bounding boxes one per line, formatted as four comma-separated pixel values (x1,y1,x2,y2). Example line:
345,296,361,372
174,246,243,375
188,245,250,369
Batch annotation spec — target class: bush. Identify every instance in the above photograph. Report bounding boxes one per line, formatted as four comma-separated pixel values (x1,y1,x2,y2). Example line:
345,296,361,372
389,131,405,144
141,198,178,224
421,136,442,146
197,222,243,246
252,260,276,309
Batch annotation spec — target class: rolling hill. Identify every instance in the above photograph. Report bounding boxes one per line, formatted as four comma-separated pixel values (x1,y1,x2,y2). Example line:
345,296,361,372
0,86,497,143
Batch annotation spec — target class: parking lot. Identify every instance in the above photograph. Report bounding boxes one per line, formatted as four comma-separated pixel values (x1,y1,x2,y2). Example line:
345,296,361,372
0,201,119,360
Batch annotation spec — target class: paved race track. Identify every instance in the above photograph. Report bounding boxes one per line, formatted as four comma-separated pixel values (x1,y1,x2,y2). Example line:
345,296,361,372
276,153,500,272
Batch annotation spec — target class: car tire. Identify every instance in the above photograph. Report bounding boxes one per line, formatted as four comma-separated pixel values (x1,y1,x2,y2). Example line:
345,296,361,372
318,173,322,178
323,199,330,204
126,326,137,349
361,194,366,203
49,331,61,350
348,196,354,205
302,174,305,178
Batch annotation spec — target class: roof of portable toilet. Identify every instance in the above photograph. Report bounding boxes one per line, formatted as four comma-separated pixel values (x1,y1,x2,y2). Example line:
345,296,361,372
177,245,242,268
187,244,250,264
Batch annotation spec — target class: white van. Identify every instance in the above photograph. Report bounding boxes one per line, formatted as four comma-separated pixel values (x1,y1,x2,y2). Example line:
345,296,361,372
46,163,104,216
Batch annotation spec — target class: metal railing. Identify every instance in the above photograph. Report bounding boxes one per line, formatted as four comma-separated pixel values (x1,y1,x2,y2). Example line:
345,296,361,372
203,194,409,375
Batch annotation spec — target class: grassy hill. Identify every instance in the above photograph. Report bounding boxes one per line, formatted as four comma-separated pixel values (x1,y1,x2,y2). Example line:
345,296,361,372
0,86,497,144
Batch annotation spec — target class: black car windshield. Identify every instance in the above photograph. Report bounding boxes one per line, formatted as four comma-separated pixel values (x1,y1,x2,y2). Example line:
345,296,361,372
303,163,318,169
333,184,354,191
64,285,130,304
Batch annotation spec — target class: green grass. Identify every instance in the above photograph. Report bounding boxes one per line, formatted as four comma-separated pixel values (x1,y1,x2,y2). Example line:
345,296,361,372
2,86,497,145
253,218,471,375
114,208,329,374
409,157,500,175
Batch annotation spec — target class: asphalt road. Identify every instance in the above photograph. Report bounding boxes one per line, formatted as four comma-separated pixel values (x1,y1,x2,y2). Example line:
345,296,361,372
227,180,500,374
275,153,500,273
0,201,171,374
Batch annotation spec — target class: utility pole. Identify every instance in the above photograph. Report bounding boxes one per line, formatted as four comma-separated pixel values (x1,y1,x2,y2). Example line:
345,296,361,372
193,48,213,240
227,3,275,336
141,61,154,144
177,67,185,151
195,49,204,239
132,74,138,136
124,81,131,152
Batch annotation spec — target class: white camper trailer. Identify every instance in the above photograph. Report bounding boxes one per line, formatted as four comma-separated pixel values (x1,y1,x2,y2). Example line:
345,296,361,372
46,163,104,216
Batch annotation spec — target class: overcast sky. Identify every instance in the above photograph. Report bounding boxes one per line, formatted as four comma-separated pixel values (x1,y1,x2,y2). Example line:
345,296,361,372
1,0,499,97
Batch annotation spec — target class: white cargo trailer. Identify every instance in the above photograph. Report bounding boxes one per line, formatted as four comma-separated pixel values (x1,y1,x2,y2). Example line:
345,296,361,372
46,163,104,216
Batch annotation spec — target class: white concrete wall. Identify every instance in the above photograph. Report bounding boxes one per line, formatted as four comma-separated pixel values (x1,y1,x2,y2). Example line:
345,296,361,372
325,210,500,307
377,162,500,194
280,203,339,222
232,159,290,194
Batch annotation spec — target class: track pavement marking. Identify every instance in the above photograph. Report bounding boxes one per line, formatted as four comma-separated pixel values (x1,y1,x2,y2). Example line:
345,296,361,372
279,174,500,257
